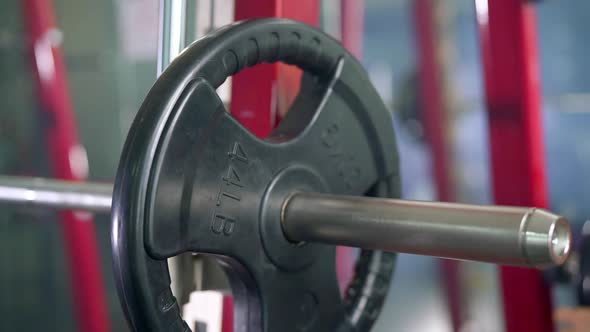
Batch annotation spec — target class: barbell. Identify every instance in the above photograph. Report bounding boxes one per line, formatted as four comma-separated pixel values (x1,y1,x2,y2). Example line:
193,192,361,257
0,19,571,332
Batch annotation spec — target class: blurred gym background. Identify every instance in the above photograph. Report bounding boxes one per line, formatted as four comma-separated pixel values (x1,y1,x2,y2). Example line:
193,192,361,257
0,0,589,331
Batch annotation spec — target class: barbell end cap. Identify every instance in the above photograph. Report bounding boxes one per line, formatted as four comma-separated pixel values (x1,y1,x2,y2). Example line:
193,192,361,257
522,209,572,268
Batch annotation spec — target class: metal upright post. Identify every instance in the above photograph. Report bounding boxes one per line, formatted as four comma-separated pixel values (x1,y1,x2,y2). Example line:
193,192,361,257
158,0,187,75
476,1,555,331
157,0,197,309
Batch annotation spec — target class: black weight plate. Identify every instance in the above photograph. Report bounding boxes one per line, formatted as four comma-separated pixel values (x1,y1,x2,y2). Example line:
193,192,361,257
112,18,400,332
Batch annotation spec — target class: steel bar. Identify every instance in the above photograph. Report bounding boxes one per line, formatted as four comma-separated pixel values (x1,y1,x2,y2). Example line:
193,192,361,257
0,177,572,268
0,176,112,212
282,193,571,268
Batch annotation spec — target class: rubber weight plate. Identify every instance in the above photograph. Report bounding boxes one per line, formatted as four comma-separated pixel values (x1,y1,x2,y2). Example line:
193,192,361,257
112,18,400,332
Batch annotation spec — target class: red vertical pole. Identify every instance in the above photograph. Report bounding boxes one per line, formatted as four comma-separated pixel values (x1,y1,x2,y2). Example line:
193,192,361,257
229,1,319,330
221,296,234,332
341,0,365,59
476,1,554,332
413,1,461,331
413,0,454,202
22,1,111,332
231,0,278,137
232,0,319,137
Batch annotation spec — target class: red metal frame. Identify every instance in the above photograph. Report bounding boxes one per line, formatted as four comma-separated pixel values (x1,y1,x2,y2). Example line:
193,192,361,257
477,1,554,332
413,1,462,331
341,0,365,59
22,1,110,331
232,0,359,296
232,0,319,137
221,295,234,332
229,1,319,329
234,0,369,292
